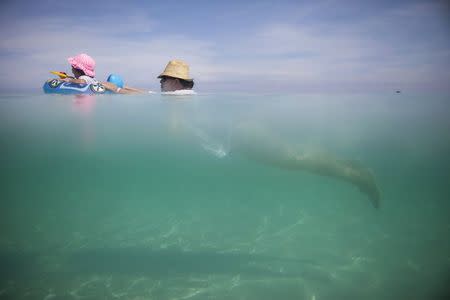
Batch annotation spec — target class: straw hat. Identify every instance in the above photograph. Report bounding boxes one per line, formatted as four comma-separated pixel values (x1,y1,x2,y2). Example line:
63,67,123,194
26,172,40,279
158,60,193,81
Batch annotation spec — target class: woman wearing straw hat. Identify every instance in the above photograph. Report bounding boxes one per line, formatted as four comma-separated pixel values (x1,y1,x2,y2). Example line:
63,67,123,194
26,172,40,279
158,60,195,94
103,59,195,95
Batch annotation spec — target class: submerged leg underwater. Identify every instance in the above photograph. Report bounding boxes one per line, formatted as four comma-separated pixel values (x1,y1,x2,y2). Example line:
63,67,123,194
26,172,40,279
233,122,381,208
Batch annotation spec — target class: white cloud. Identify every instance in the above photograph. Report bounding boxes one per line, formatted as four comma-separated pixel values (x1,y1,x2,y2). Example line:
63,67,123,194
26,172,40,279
198,3,450,91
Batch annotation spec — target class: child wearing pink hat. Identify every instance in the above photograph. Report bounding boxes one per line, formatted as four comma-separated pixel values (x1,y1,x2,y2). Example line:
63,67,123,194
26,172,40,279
63,53,99,85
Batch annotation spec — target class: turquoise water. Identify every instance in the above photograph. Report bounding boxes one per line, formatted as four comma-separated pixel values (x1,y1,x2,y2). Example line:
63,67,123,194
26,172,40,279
0,93,449,299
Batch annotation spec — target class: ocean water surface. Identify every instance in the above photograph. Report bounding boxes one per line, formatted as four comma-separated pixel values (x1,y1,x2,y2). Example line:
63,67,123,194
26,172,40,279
0,93,449,299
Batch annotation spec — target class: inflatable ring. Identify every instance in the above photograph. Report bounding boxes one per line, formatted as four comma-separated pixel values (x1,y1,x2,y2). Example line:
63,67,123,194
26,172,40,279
43,79,107,95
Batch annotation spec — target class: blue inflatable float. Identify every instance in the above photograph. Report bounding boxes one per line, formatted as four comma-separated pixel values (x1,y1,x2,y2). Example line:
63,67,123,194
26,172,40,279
43,79,107,95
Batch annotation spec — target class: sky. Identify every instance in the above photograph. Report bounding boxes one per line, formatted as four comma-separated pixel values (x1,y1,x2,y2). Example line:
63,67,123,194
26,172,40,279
0,0,449,93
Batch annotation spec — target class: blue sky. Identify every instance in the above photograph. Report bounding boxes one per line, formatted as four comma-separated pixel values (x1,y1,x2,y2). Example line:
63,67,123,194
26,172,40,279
0,0,449,93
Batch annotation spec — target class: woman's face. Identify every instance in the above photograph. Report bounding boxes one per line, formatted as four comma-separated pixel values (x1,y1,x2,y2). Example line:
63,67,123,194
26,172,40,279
160,76,181,92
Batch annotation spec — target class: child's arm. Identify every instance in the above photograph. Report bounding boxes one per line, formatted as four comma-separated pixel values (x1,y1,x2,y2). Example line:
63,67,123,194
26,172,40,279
63,78,88,84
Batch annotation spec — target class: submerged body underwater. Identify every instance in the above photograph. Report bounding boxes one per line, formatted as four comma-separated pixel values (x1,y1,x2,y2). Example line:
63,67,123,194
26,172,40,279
0,93,449,299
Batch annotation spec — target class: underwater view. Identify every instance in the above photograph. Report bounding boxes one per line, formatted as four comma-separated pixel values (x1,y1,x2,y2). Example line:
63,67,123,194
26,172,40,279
0,93,449,300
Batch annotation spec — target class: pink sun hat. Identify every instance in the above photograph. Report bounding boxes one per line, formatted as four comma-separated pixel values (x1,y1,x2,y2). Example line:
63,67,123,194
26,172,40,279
68,53,96,77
